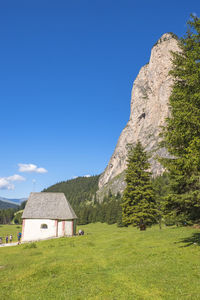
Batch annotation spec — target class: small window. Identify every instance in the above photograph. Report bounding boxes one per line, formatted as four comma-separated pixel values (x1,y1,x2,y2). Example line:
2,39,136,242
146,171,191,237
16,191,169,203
41,224,48,229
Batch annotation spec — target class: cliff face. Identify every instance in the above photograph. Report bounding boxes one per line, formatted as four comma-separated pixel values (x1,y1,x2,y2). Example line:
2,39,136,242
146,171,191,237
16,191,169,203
98,33,180,193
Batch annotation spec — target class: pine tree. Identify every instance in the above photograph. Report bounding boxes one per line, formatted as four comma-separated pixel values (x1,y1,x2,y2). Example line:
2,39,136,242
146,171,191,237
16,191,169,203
117,199,127,227
152,173,170,229
160,15,200,223
122,142,157,230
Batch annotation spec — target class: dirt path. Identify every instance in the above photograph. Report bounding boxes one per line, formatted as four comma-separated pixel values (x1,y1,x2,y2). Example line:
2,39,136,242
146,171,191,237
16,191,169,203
0,242,19,247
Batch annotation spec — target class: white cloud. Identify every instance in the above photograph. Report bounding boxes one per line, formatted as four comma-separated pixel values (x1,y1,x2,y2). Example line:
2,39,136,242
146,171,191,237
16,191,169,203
18,163,47,173
0,178,14,190
7,174,25,181
72,175,91,179
0,174,25,190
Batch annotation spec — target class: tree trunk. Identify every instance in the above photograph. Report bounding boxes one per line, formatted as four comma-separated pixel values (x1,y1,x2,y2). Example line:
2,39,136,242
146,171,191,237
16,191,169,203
139,223,146,231
159,216,162,230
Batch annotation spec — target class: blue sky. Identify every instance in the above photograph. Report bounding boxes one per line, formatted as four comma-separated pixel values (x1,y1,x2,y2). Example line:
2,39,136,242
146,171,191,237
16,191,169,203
0,0,199,198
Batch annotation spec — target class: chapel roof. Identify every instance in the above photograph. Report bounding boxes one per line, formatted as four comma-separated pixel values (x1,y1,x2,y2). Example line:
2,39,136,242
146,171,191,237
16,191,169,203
22,192,77,220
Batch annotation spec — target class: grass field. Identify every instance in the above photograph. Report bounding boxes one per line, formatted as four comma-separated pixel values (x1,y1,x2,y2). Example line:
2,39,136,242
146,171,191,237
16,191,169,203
0,223,200,300
0,224,22,243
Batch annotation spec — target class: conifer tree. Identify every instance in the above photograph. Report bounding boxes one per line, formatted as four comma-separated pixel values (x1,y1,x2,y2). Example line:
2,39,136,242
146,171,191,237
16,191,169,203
160,15,200,223
122,142,157,230
152,173,170,229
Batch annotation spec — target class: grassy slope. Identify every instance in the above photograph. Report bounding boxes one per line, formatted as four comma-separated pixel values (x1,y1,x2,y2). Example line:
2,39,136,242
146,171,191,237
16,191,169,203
0,223,200,300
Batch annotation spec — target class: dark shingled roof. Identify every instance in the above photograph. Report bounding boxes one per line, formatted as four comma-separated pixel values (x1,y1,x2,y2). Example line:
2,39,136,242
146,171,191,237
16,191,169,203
22,192,77,220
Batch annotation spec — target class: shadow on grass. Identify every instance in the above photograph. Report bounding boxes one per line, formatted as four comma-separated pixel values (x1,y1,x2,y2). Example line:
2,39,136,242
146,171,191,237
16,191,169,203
177,233,200,247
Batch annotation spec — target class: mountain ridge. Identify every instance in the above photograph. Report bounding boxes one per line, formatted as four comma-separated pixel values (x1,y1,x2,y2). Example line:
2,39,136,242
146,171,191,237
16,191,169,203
0,196,26,205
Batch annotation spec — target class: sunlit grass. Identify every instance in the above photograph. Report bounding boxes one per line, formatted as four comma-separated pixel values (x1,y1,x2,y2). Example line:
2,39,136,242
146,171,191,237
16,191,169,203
0,223,200,299
0,224,22,243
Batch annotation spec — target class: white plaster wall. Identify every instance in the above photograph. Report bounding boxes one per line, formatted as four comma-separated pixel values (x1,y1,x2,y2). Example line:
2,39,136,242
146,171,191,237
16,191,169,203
65,221,73,236
22,219,56,242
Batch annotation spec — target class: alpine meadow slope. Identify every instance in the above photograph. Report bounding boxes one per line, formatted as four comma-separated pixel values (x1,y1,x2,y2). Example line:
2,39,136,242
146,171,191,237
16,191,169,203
0,223,200,300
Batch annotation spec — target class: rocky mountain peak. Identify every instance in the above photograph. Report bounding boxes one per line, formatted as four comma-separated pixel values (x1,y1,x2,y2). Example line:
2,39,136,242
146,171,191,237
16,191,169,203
155,32,178,44
98,33,180,195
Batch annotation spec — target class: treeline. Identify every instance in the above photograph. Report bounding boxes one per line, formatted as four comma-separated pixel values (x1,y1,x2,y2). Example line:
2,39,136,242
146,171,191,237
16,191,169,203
43,176,124,226
77,192,123,226
120,138,200,230
0,208,16,224
44,175,103,223
0,201,26,224
43,171,176,228
43,175,100,207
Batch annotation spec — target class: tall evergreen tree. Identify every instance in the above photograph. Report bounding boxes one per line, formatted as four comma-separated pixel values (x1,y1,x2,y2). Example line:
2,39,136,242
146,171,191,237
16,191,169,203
122,142,157,230
160,15,200,223
152,173,170,229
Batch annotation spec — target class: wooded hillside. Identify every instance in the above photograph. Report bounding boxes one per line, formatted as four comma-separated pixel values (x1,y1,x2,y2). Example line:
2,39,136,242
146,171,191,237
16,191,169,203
43,175,100,207
43,175,123,225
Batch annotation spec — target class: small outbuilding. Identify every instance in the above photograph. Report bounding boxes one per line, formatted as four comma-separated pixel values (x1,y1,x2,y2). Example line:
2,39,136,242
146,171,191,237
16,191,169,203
22,192,77,242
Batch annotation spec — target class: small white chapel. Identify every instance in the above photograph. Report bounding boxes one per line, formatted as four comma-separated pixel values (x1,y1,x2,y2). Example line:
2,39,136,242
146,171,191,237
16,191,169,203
21,192,77,242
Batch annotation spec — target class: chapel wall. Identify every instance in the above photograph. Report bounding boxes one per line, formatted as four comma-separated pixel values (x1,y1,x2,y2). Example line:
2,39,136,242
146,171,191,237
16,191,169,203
22,219,56,242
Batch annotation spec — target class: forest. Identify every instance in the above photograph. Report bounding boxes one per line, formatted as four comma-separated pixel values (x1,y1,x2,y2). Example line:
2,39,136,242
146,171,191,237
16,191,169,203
43,175,123,226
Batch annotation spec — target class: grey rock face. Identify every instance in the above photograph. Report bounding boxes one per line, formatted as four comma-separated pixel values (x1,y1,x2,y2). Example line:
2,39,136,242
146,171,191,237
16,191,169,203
99,33,180,190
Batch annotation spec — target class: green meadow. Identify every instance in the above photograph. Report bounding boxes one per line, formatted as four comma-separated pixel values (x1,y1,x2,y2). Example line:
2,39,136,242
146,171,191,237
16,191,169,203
0,223,200,300
0,224,22,243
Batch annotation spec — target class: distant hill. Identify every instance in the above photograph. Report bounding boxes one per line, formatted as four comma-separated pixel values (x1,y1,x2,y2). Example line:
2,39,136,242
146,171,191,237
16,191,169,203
43,175,100,208
0,199,18,209
0,197,27,209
